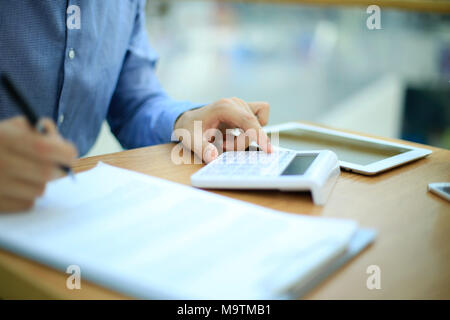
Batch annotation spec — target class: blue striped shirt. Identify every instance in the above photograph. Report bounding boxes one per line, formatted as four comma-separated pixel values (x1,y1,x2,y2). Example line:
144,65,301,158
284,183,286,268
0,0,200,155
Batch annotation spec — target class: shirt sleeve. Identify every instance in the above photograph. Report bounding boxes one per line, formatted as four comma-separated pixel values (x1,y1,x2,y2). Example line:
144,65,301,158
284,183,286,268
107,0,202,149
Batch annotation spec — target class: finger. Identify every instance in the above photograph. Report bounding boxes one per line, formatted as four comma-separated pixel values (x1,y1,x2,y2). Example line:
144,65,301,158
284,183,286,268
0,150,59,184
20,135,77,165
223,129,250,151
247,102,270,126
10,116,61,138
9,116,31,130
38,118,59,137
216,105,272,153
221,99,270,151
0,177,46,201
0,195,34,212
230,97,253,113
0,117,78,164
193,135,219,164
52,166,66,180
4,129,78,165
206,126,225,152
230,98,261,125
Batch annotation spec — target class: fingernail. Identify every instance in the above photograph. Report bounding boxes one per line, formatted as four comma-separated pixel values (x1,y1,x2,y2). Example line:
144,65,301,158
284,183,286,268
204,146,217,163
203,146,213,163
204,150,211,163
51,168,63,180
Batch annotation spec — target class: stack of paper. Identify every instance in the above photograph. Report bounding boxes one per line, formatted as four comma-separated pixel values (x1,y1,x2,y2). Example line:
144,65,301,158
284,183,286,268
0,163,375,299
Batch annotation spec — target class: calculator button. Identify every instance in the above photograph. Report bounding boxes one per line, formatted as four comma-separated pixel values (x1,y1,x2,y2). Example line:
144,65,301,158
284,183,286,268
196,151,296,177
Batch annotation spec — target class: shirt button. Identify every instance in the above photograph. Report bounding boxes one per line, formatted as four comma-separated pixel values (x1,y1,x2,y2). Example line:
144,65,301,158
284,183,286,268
58,114,65,125
68,48,75,60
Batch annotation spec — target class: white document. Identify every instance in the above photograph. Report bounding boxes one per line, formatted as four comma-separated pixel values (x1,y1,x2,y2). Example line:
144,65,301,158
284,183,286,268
0,163,363,299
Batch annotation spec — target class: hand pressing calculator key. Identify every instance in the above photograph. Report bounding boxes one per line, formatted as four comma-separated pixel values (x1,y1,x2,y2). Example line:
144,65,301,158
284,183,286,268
191,150,340,205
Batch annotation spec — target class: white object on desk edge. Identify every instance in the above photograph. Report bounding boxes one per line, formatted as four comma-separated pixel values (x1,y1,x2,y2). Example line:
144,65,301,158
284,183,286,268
428,182,450,202
264,122,432,175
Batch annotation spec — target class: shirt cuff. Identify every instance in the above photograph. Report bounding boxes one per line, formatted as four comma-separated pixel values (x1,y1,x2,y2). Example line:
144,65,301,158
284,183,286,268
162,101,205,143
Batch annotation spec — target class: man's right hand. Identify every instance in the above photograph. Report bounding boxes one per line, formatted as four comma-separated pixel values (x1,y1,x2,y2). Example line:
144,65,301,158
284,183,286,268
0,116,78,212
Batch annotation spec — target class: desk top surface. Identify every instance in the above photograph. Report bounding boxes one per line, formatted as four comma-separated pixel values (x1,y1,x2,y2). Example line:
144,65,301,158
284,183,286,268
0,124,449,299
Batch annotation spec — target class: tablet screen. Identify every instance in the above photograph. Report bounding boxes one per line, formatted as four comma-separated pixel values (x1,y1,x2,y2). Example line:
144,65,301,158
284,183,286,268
270,128,410,166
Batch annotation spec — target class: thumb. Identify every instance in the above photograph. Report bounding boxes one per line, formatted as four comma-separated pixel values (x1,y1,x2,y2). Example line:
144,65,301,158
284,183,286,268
38,118,60,137
200,138,219,164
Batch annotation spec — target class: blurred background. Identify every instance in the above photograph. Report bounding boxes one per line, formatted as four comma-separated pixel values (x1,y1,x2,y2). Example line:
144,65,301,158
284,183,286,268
86,0,450,157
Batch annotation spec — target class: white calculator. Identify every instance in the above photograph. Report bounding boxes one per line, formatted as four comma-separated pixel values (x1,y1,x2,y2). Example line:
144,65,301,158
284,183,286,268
191,150,340,205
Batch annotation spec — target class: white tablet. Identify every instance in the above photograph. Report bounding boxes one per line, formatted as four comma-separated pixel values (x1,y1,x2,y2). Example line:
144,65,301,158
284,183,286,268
191,150,340,205
428,183,450,202
264,122,432,175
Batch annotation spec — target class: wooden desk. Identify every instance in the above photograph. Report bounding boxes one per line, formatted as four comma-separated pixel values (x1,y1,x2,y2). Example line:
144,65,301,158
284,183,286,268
0,125,449,299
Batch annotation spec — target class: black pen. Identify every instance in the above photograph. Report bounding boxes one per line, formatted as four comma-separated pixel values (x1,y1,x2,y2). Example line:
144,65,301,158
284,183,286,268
1,75,75,180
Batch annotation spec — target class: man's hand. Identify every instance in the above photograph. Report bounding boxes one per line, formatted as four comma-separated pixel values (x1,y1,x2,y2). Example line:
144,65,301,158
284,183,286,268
0,117,78,212
174,97,272,163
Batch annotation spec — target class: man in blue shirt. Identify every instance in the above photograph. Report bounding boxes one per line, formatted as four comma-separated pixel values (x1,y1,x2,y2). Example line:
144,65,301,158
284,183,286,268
0,1,271,212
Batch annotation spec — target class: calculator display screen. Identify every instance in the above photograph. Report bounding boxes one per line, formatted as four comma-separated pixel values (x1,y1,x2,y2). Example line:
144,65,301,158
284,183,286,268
281,155,317,176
